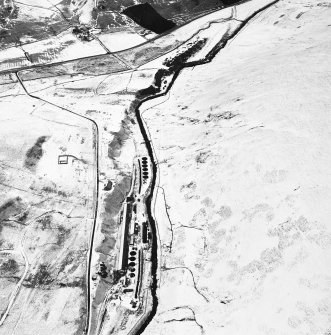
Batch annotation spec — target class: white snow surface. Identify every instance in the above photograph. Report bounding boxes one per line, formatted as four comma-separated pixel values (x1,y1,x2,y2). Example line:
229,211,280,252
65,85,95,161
96,31,147,52
141,0,331,334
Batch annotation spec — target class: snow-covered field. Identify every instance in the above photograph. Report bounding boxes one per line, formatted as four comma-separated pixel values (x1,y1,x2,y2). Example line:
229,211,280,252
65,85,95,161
141,1,331,334
0,97,96,335
96,31,147,52
0,31,108,73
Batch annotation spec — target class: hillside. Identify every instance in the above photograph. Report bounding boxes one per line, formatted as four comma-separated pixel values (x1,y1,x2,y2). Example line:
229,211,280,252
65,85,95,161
140,1,331,334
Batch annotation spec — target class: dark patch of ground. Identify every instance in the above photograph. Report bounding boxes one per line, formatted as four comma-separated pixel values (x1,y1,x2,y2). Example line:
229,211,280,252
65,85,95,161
103,180,113,191
72,25,93,41
24,264,54,287
56,225,71,246
73,304,87,335
95,11,127,29
195,151,210,164
36,214,52,230
24,136,49,171
42,185,68,198
0,17,69,47
24,253,86,288
108,121,131,159
163,38,207,69
0,2,18,26
0,197,25,228
0,258,18,274
58,278,84,287
73,54,129,76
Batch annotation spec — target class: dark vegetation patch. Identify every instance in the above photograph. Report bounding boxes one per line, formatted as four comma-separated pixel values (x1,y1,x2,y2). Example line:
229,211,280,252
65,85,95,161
108,120,131,160
56,225,71,246
0,27,9,41
0,0,72,47
95,11,127,29
195,151,210,164
73,54,128,75
103,180,113,191
96,261,108,278
180,181,197,191
96,0,135,12
137,38,206,98
58,278,84,287
0,3,18,25
204,111,238,122
43,310,50,320
24,260,85,289
35,214,70,245
19,64,70,81
0,197,26,234
24,264,54,287
36,214,52,230
163,38,207,69
58,0,75,17
0,196,24,221
72,25,93,41
178,115,200,124
111,269,126,284
0,258,18,274
119,44,175,68
152,0,222,22
24,136,49,171
123,3,176,34
42,186,68,198
0,18,69,46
